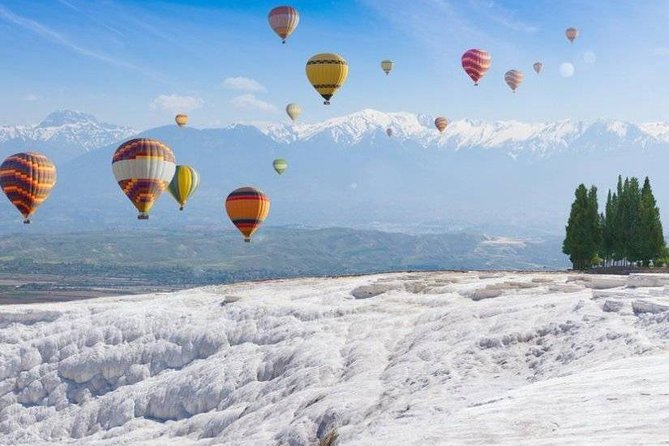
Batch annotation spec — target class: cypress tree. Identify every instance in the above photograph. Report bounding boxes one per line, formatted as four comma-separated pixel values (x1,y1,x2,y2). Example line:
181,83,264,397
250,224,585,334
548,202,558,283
626,177,642,264
639,177,666,266
563,184,600,270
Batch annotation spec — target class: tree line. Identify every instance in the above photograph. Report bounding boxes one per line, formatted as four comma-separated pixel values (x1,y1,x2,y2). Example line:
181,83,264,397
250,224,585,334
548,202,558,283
563,176,666,270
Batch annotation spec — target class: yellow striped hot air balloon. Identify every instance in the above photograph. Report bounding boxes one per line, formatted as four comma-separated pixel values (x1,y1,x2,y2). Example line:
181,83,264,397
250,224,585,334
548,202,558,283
226,186,270,242
306,53,349,105
168,165,200,211
565,27,578,43
112,138,176,220
0,152,56,224
504,69,524,92
381,59,394,75
268,6,299,44
175,114,188,127
434,117,448,134
286,103,301,122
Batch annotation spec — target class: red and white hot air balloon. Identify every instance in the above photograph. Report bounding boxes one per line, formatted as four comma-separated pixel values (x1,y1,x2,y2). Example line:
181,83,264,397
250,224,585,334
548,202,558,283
268,6,299,44
504,69,524,92
533,62,543,74
461,49,491,86
434,117,448,134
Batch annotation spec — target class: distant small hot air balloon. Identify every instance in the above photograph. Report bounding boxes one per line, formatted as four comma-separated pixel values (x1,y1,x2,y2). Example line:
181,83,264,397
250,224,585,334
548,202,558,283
533,62,543,74
386,128,393,137
175,114,188,127
168,165,200,211
504,69,524,92
268,6,299,44
273,158,287,175
306,53,349,105
565,27,578,43
381,60,394,75
226,186,270,242
461,49,491,85
0,152,56,224
434,117,448,133
286,103,301,122
112,138,176,220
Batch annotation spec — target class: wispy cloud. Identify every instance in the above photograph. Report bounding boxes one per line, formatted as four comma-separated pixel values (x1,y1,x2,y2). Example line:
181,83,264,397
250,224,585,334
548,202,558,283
468,0,538,33
652,47,669,56
223,77,267,93
151,95,204,113
56,0,124,37
24,94,39,102
230,94,277,113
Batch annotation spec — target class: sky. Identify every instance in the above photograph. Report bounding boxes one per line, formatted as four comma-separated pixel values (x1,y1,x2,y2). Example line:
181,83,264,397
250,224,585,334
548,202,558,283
0,0,668,129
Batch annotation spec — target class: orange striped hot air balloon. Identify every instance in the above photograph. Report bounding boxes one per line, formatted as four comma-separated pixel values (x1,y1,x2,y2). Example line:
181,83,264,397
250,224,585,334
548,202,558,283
112,138,176,220
533,62,543,74
175,114,188,127
0,152,56,224
504,69,524,92
434,117,448,133
565,27,578,43
226,187,270,242
268,6,299,44
461,49,491,86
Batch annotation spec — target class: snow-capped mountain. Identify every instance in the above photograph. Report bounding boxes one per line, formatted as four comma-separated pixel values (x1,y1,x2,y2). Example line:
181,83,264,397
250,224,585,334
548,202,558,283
253,109,668,157
0,110,136,163
2,271,669,444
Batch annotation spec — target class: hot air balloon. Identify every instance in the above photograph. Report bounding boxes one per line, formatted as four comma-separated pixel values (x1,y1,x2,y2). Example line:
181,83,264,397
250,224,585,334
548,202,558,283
381,60,393,75
533,62,543,74
0,152,56,224
461,49,491,86
226,187,270,242
273,158,287,175
112,138,176,220
268,6,299,44
286,103,301,122
566,27,578,43
386,128,393,137
175,114,188,127
168,165,199,211
434,117,448,133
504,69,524,92
306,53,348,105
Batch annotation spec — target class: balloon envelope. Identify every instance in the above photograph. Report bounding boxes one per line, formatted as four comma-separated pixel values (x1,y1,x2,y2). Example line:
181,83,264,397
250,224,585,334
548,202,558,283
533,62,543,74
168,165,200,211
386,128,393,137
434,117,448,133
461,49,491,85
565,27,578,43
175,114,188,127
286,103,301,122
273,158,287,175
381,60,393,75
226,186,270,242
112,138,176,220
0,152,56,223
306,53,349,105
504,69,524,92
268,6,299,43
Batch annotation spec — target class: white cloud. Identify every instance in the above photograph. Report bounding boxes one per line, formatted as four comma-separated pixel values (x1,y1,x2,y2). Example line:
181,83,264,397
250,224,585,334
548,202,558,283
652,47,669,56
24,94,39,101
151,94,203,113
230,94,277,113
223,76,266,93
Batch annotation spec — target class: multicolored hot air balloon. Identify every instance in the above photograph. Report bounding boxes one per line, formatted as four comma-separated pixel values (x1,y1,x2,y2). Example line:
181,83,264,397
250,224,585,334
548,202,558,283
226,186,270,242
306,53,349,105
386,128,393,137
381,60,393,75
286,103,301,122
565,27,578,43
0,152,56,224
533,62,543,74
273,158,287,175
461,49,491,86
434,117,448,133
112,138,176,220
175,114,188,127
168,165,199,211
268,6,299,44
504,69,524,93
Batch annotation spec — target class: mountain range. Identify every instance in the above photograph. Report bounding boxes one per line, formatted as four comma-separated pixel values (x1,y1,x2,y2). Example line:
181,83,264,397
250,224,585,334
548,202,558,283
0,109,668,236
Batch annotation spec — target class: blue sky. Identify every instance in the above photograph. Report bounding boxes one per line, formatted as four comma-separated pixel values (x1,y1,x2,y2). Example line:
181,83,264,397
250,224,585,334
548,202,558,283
0,0,668,129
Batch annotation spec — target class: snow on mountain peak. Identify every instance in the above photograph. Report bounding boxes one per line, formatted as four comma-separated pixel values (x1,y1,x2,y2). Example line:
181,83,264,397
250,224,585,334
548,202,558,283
38,110,99,127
